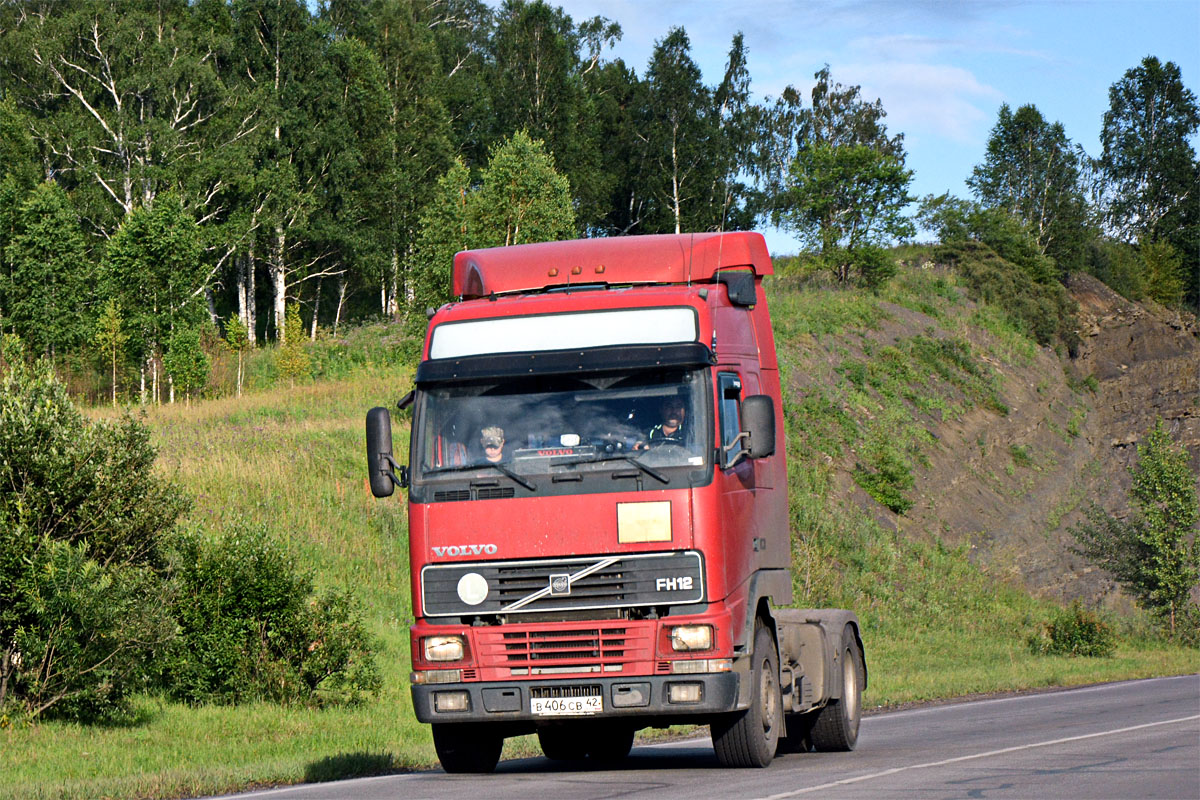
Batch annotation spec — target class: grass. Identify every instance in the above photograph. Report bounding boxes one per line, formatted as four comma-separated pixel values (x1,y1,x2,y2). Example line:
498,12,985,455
3,264,1197,799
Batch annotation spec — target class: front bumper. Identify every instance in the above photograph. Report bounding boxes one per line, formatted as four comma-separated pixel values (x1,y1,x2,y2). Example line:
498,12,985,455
412,671,741,724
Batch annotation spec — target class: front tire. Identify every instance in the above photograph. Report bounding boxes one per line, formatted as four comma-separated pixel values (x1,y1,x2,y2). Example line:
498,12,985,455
432,723,504,773
810,626,863,751
711,621,782,767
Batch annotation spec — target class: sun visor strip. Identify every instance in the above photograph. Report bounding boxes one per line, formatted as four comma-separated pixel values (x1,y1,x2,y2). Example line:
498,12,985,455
416,342,715,384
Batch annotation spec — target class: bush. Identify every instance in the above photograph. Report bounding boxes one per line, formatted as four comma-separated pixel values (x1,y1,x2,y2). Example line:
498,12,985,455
937,240,1080,354
161,524,380,706
1028,603,1116,657
0,359,187,720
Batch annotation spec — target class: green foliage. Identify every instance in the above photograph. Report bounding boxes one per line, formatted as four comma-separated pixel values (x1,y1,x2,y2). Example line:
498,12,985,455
104,195,206,362
1073,419,1199,639
852,443,914,514
223,313,251,398
937,240,1080,353
968,103,1094,275
163,326,210,404
1100,57,1199,247
94,298,128,407
1139,241,1186,306
275,305,312,386
161,523,380,707
406,133,575,322
1028,603,1116,657
1084,238,1145,301
783,142,914,283
0,359,188,720
472,130,576,248
918,194,1056,284
6,181,92,359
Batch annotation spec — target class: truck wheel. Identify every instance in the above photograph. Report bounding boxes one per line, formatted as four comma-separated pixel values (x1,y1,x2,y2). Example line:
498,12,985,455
711,622,781,767
432,723,504,773
586,725,635,763
538,727,589,761
810,626,863,752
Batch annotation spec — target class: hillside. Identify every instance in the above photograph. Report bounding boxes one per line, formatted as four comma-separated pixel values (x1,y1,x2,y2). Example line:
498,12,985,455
774,263,1199,613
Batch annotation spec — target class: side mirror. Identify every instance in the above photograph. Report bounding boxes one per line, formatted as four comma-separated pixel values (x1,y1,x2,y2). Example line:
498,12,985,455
741,395,776,459
366,407,407,497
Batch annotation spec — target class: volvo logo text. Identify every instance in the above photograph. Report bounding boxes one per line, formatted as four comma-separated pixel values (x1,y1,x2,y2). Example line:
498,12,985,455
432,544,498,557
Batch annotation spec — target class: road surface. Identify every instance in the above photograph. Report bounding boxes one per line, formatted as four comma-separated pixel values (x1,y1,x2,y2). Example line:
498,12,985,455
218,674,1200,800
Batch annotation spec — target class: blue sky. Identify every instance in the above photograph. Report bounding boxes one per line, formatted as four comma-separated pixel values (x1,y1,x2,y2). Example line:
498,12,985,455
549,0,1200,254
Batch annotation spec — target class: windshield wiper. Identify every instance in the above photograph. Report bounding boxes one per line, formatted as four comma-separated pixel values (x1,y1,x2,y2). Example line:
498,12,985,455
423,462,538,492
598,453,670,485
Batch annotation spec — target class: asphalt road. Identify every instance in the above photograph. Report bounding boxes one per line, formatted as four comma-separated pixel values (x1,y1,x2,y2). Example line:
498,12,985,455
220,674,1200,800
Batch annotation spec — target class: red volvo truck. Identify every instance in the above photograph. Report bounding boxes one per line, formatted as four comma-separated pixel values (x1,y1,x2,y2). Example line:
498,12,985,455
366,232,865,773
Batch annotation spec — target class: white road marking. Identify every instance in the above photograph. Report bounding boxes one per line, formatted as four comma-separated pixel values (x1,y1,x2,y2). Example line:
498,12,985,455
751,714,1200,800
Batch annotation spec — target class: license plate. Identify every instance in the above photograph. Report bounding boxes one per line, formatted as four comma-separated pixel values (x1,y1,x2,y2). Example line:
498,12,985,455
531,694,603,716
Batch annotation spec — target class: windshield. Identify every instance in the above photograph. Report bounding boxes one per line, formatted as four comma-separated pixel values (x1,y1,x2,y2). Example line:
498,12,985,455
412,367,710,499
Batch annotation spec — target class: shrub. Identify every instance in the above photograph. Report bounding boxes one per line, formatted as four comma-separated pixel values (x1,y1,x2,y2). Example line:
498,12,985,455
161,523,380,706
0,359,186,720
936,240,1080,354
1073,419,1199,639
853,444,915,514
1028,603,1116,657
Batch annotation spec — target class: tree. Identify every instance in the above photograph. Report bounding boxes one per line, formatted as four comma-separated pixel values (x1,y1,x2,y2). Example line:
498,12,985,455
1100,57,1199,244
163,326,209,404
1073,419,1199,638
968,104,1093,275
275,304,310,386
918,193,1056,284
223,313,250,398
0,359,188,720
7,181,93,359
407,159,472,323
782,143,914,283
104,194,206,403
471,130,575,248
643,27,713,234
94,298,128,407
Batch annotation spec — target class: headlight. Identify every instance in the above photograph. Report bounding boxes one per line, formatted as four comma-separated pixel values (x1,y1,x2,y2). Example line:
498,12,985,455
669,624,713,651
424,634,465,662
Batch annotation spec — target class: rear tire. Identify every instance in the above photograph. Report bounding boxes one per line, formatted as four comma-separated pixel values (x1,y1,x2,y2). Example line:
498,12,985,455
711,621,781,767
810,626,863,752
432,723,504,773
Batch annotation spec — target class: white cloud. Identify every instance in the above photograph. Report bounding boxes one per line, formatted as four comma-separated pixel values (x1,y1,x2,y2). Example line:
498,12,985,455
836,61,1003,145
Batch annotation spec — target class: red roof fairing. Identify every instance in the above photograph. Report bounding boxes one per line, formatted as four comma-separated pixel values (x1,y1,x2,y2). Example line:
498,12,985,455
452,232,772,299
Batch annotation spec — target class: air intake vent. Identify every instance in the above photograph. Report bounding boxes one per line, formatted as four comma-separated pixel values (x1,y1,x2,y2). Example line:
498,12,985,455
433,487,515,502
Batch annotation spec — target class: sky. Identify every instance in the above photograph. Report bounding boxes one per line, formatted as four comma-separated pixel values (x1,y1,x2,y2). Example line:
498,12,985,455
547,0,1200,254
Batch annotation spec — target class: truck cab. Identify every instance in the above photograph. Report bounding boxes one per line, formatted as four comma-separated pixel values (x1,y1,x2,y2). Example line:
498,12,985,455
367,233,865,772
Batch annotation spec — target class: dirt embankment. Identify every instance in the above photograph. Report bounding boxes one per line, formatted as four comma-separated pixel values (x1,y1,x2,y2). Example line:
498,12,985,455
831,273,1199,608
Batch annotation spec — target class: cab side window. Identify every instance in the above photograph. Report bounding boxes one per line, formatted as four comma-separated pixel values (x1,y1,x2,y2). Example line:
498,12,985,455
718,372,742,467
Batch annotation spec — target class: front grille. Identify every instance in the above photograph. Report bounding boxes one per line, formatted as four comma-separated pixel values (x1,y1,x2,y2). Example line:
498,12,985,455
421,551,704,617
504,628,627,661
475,621,653,673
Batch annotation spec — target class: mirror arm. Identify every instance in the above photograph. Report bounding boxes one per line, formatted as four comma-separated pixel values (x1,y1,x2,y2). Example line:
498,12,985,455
381,453,409,489
721,431,750,469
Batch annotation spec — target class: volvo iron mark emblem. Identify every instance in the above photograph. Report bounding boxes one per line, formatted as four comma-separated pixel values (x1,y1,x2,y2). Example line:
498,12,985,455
549,573,570,595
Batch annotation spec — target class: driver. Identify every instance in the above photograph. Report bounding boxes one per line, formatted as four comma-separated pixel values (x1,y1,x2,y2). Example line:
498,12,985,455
480,425,507,462
636,399,687,450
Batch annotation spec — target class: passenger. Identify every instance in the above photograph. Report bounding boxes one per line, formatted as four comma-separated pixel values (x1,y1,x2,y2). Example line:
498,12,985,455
635,399,688,450
480,425,507,462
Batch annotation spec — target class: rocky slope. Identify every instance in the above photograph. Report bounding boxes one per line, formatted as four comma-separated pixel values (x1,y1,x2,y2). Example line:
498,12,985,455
805,271,1198,609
